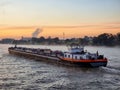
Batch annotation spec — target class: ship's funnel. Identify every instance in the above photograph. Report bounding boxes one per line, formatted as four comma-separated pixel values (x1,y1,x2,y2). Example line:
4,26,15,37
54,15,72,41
32,28,43,38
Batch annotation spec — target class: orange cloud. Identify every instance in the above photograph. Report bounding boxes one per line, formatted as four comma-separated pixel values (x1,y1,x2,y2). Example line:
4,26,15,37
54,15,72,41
0,26,37,30
0,23,120,39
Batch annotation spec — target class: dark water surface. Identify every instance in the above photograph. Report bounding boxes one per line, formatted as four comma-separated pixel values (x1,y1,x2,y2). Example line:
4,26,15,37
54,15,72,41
0,44,120,90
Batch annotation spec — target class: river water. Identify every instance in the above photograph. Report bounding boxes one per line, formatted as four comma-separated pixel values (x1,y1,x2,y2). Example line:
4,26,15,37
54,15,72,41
0,44,120,90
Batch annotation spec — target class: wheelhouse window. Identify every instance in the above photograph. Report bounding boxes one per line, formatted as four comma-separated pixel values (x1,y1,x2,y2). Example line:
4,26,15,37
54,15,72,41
65,54,67,57
68,55,70,58
80,57,82,59
75,56,77,59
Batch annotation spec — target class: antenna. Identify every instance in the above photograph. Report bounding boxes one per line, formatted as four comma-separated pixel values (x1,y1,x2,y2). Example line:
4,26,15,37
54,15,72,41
63,32,65,44
63,32,65,40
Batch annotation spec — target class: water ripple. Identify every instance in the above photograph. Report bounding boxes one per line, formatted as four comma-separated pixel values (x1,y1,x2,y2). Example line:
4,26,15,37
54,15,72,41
0,44,120,90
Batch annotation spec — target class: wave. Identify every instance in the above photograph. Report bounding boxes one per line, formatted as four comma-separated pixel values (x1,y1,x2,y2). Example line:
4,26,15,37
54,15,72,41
100,66,120,75
0,54,3,59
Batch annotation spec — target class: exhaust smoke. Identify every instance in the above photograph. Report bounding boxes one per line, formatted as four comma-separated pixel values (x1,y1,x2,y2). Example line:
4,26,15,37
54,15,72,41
32,28,43,38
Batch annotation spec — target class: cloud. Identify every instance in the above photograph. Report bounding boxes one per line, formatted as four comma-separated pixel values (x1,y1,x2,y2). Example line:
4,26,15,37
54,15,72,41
103,26,120,29
105,22,120,25
0,1,11,7
0,22,120,30
0,24,7,26
0,26,38,30
43,25,100,29
43,23,120,30
0,25,100,30
102,22,120,29
0,1,11,15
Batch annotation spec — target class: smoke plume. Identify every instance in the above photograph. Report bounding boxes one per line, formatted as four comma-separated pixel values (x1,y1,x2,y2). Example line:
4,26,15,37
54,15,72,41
32,28,43,38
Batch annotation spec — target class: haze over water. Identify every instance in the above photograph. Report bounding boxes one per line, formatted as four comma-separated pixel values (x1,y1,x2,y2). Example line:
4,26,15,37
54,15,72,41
0,44,120,90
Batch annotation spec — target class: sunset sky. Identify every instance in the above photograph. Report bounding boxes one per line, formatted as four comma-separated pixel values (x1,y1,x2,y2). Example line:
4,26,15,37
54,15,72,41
0,0,120,39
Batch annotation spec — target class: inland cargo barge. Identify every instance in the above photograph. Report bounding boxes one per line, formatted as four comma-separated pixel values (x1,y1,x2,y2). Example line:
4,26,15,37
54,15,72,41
8,45,108,67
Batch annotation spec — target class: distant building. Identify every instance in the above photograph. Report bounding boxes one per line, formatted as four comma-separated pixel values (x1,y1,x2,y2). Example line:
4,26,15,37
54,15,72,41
1,38,15,44
84,36,93,41
21,36,31,42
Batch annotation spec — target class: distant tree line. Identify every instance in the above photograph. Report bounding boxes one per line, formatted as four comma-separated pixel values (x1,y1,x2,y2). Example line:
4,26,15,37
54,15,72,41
92,33,120,46
0,33,120,46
